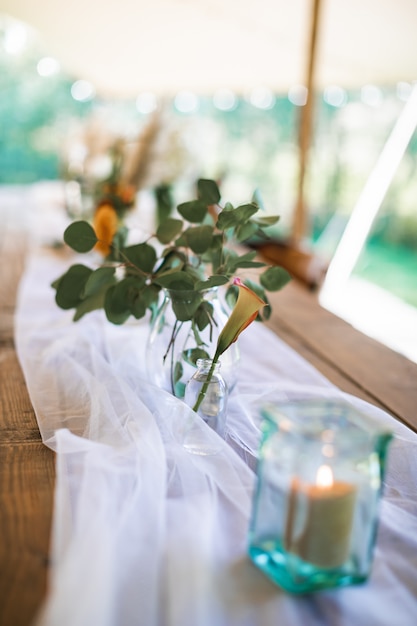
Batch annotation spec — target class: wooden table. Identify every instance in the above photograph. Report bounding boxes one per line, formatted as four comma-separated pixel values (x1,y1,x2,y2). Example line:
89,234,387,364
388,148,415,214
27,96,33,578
1,187,417,625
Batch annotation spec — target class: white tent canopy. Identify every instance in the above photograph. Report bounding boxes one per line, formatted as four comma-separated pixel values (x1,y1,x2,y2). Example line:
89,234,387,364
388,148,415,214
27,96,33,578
2,0,417,98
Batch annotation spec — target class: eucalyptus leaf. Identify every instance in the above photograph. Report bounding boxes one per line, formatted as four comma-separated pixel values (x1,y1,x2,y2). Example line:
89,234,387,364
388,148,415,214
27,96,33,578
104,284,131,325
226,250,257,272
114,276,147,311
251,188,265,210
197,179,221,205
216,209,240,230
64,221,98,253
234,261,267,269
252,215,280,227
225,284,238,309
141,284,160,308
55,264,92,310
177,200,208,223
130,294,147,319
174,233,188,247
73,286,108,321
155,248,186,274
194,301,213,331
217,204,258,230
210,233,223,250
260,266,292,291
195,275,229,290
174,380,186,399
108,226,128,261
185,225,213,254
171,290,202,321
154,270,196,291
182,347,210,367
235,221,259,241
83,266,116,298
156,218,183,244
51,275,62,290
173,360,183,384
123,243,157,273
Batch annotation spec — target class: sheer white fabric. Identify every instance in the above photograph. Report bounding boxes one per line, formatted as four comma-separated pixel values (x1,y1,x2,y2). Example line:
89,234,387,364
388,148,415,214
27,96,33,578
15,241,417,626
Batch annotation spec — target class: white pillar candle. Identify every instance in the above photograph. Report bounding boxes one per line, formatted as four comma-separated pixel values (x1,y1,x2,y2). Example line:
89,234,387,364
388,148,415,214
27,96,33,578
285,465,357,569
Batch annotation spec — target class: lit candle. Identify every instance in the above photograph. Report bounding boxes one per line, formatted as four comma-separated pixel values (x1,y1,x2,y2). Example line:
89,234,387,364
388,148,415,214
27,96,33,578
285,465,357,569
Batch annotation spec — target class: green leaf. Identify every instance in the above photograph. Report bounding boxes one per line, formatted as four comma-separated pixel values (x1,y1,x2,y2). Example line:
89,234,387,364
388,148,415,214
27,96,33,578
83,267,116,297
177,200,208,223
210,233,223,250
173,360,183,384
155,248,186,275
73,286,108,321
156,218,183,244
154,270,196,291
130,293,147,319
225,284,238,309
182,347,210,367
51,275,63,290
103,277,146,323
197,179,221,205
260,266,292,291
185,225,213,254
252,215,280,227
64,221,98,253
234,260,267,269
123,243,157,273
226,250,257,272
216,203,258,231
194,301,213,331
251,188,265,210
108,226,128,261
104,284,131,325
216,209,240,230
174,233,188,247
55,264,92,310
174,380,186,399
235,221,259,241
171,290,202,321
141,284,160,308
195,275,229,290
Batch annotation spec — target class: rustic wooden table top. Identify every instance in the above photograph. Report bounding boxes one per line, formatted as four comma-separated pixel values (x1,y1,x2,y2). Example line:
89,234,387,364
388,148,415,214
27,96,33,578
1,187,417,625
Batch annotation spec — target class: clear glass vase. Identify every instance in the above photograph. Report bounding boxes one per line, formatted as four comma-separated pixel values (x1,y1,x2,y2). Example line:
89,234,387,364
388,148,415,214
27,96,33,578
145,287,240,398
184,358,228,437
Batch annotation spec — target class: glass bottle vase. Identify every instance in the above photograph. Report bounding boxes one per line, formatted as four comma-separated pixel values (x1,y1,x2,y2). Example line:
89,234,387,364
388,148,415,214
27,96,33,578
184,358,228,437
145,287,240,398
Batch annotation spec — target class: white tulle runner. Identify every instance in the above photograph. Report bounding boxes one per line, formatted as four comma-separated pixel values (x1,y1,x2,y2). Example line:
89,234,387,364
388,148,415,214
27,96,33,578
15,224,417,626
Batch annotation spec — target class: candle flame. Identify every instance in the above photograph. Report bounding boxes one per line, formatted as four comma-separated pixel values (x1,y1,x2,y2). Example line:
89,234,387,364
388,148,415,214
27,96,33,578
316,464,334,488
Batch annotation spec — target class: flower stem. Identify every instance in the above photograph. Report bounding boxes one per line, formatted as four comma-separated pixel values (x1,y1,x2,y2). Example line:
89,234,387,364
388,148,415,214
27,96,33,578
192,353,219,413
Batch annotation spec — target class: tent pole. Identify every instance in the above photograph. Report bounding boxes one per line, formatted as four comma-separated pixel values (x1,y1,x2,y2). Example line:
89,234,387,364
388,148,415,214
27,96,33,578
292,0,323,244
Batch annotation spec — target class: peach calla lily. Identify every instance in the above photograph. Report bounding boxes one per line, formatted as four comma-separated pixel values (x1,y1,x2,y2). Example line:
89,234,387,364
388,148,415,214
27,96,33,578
214,277,266,359
93,203,118,256
192,278,266,412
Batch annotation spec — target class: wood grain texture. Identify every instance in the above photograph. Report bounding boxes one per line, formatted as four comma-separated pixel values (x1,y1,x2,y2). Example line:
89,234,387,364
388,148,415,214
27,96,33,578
266,281,417,432
0,443,55,626
0,192,55,626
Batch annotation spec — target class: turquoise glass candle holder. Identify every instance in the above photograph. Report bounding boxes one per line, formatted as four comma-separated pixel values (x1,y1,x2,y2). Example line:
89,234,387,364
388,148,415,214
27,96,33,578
248,398,393,594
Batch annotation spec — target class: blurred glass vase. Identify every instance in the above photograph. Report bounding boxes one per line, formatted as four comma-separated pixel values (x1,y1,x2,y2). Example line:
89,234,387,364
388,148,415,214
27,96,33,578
146,288,240,398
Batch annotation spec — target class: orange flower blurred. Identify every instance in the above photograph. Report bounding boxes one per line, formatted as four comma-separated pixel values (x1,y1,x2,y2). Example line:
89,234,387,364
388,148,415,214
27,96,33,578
93,203,118,256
